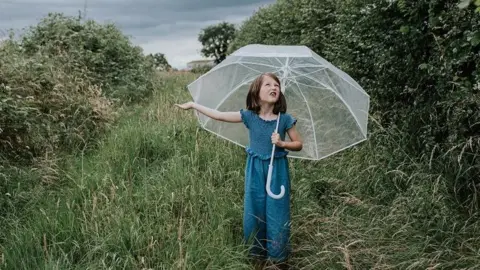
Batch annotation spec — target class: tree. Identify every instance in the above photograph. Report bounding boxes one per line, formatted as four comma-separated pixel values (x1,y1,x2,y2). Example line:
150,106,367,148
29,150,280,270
229,0,480,212
147,52,171,71
198,22,236,64
20,13,155,104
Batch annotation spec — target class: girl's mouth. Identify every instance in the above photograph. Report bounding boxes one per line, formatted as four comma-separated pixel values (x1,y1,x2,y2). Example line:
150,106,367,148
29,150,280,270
269,92,277,97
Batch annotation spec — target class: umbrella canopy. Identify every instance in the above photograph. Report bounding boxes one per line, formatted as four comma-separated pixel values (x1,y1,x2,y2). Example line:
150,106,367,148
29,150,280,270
187,44,370,161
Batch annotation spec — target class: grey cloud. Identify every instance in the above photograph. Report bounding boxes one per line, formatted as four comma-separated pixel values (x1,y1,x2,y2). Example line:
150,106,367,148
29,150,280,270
157,0,273,11
0,0,274,68
1,0,272,25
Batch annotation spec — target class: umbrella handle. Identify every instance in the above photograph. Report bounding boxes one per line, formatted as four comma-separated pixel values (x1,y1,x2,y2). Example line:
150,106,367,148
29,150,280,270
267,164,285,199
266,113,285,199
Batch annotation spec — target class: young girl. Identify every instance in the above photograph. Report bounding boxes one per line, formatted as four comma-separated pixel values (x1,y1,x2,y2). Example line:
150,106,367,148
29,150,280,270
175,72,302,269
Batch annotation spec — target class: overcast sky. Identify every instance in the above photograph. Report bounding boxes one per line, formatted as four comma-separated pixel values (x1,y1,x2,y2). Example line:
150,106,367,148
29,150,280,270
0,0,274,69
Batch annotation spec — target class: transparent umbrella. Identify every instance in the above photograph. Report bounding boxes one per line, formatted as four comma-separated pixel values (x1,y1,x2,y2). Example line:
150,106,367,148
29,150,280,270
187,44,370,198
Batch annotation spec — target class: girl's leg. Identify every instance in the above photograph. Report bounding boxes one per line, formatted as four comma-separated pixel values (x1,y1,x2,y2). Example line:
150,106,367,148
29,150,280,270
243,156,267,259
265,157,291,263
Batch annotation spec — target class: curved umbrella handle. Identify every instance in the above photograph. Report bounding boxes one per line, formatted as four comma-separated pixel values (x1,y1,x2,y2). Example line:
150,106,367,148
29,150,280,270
266,113,285,199
267,164,285,199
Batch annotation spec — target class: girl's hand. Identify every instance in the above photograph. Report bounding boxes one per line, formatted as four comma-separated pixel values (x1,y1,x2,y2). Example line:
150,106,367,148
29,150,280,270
271,132,284,147
175,102,194,110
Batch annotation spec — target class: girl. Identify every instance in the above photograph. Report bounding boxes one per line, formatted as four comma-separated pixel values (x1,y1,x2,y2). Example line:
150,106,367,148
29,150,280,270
175,72,302,269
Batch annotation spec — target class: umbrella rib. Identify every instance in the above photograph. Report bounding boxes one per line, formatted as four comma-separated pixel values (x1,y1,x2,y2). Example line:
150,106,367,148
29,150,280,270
238,63,284,75
272,57,284,66
290,64,326,68
215,76,257,110
217,60,280,70
288,67,327,79
322,70,368,135
215,76,256,110
239,63,264,74
309,52,368,95
289,69,334,90
202,75,259,128
289,76,319,160
289,78,333,91
288,70,366,137
205,62,284,128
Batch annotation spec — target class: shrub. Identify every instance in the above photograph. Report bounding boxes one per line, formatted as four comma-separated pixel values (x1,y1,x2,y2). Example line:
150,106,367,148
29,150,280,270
0,39,113,162
190,65,213,74
20,13,155,104
0,13,157,163
230,0,480,211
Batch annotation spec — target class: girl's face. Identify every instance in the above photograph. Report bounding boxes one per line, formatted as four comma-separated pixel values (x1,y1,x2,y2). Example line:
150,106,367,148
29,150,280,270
258,75,280,104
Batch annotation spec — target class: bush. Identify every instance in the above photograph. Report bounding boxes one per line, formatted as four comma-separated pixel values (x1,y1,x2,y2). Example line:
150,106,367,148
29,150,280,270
326,0,480,212
190,65,213,74
228,0,304,54
0,13,156,163
20,13,155,104
0,39,113,162
230,0,480,211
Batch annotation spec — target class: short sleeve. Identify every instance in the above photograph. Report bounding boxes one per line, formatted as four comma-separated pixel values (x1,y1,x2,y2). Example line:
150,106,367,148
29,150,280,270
285,113,297,130
240,109,251,129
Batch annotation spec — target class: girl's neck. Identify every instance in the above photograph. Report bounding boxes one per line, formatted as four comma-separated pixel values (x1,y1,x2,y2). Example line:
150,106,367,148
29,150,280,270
258,104,277,120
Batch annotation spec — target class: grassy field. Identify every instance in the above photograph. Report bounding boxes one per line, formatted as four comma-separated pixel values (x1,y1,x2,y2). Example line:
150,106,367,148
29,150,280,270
1,72,479,269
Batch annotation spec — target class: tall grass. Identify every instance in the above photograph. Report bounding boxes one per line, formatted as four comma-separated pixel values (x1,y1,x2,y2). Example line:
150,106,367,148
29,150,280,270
1,72,479,269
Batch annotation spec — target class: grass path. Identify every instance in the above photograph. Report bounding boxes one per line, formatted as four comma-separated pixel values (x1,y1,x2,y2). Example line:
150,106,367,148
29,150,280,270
1,72,479,269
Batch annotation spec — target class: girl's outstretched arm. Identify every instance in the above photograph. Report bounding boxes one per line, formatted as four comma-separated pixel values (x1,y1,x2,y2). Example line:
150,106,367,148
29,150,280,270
175,102,242,123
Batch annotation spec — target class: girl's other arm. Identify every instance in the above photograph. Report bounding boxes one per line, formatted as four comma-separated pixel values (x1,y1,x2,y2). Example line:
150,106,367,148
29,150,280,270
272,125,303,151
175,102,242,123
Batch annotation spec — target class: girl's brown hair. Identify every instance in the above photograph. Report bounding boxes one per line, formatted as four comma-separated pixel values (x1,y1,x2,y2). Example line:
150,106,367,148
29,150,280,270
246,72,287,114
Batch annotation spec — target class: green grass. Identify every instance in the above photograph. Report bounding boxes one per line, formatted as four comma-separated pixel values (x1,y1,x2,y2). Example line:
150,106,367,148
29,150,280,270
1,72,479,269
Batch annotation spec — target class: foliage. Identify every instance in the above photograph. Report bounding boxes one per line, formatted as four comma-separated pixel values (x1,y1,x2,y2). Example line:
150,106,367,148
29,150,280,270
228,0,331,54
0,39,113,162
20,13,155,104
230,0,480,212
457,0,480,11
190,65,213,74
0,13,157,163
1,73,479,269
146,52,172,71
329,0,480,212
198,22,236,64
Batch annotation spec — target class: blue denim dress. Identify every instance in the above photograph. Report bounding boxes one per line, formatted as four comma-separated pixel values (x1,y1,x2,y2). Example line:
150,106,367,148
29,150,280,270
239,109,297,262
